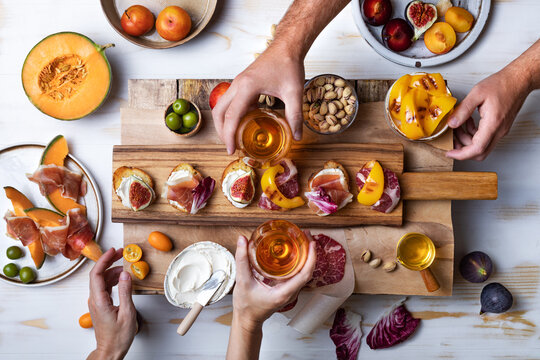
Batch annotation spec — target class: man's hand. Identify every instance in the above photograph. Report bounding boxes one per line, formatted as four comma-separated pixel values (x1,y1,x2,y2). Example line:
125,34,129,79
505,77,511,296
87,248,137,360
211,0,351,155
447,39,540,161
212,45,305,154
446,68,530,161
232,234,316,329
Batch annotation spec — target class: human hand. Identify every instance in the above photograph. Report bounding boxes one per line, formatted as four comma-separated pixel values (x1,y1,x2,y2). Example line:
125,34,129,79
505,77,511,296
232,233,316,331
446,66,531,161
212,44,305,154
87,248,137,360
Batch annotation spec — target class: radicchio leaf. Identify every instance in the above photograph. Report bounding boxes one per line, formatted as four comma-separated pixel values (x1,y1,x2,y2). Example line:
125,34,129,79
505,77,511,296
305,187,338,214
330,308,362,360
191,177,216,214
366,298,420,349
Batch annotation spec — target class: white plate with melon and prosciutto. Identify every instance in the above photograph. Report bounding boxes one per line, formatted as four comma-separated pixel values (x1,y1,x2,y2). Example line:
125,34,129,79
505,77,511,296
0,135,103,286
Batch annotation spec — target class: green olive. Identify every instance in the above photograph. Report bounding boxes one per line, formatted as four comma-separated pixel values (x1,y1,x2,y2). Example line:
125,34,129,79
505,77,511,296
3,263,19,278
182,111,199,129
6,246,23,260
172,99,190,115
19,267,35,284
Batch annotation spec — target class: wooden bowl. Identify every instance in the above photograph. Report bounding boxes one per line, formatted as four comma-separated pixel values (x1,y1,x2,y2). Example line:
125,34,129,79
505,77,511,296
164,100,202,137
100,0,217,49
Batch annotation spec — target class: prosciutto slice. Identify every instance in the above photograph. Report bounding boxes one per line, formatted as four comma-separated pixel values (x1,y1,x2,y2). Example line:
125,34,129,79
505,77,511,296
356,168,401,213
258,159,300,211
166,173,202,212
28,164,86,201
4,213,41,246
306,171,353,216
40,208,94,260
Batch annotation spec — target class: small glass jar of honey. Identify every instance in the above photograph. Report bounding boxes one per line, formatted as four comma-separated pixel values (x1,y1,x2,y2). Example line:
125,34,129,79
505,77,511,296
235,108,292,167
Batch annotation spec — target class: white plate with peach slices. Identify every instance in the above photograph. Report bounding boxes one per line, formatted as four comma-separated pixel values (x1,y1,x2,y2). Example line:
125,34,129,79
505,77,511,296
0,135,103,286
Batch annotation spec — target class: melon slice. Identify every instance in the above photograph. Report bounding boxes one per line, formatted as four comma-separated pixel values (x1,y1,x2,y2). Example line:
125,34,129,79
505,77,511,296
22,32,113,120
40,135,86,216
24,207,63,227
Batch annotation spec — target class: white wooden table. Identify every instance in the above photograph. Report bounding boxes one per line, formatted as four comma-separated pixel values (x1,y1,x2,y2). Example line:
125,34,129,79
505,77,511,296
1,0,539,358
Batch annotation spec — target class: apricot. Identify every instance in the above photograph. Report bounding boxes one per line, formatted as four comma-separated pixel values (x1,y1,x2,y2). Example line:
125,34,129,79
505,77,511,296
445,7,474,33
424,22,456,55
79,312,93,329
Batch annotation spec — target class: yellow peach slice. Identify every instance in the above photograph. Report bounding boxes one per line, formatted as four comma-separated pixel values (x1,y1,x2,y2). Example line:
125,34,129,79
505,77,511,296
357,160,385,206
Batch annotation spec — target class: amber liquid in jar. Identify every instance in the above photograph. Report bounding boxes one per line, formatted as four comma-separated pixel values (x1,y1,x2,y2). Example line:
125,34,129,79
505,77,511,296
249,220,308,279
396,233,436,271
237,109,291,166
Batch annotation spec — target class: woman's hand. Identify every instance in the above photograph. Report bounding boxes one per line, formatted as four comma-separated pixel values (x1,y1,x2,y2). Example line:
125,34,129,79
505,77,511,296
212,44,305,155
232,233,317,331
87,248,137,360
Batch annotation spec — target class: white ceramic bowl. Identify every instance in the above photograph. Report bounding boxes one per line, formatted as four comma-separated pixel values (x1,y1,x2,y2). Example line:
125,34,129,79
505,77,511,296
164,241,236,309
385,73,453,142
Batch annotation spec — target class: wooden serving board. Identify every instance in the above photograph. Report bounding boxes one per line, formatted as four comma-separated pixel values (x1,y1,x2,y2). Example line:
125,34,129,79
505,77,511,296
120,79,457,296
112,143,404,227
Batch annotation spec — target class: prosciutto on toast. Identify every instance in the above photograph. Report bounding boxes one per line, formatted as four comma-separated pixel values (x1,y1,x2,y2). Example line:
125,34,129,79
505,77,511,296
305,161,353,216
356,166,401,214
27,164,86,201
164,163,215,214
258,159,300,211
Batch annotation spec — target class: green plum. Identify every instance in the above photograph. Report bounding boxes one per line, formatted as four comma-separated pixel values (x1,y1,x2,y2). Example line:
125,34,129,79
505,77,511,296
166,112,182,131
172,99,190,115
182,111,199,129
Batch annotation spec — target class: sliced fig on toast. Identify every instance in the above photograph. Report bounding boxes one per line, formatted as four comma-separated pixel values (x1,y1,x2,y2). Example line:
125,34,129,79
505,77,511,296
129,180,153,210
230,174,254,203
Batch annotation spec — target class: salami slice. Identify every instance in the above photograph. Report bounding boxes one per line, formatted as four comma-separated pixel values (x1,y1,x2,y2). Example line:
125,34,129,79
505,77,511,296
307,234,346,288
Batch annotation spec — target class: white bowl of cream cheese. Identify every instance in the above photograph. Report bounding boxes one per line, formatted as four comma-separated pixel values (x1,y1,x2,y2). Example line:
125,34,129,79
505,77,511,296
164,241,236,308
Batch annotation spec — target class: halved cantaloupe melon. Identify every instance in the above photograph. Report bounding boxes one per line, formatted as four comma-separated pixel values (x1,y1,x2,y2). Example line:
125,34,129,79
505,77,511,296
22,32,113,120
41,135,87,216
3,187,46,269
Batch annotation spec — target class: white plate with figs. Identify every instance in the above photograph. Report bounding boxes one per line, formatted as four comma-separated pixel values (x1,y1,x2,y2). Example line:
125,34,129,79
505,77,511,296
352,0,491,68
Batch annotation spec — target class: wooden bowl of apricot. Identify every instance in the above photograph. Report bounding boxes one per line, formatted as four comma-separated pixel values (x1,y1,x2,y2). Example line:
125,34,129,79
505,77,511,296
100,0,217,49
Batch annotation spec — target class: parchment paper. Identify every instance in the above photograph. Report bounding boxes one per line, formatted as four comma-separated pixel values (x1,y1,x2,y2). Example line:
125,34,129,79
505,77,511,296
280,229,355,334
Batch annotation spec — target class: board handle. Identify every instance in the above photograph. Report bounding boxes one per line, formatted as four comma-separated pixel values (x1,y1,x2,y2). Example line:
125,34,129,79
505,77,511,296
177,302,203,336
400,172,497,200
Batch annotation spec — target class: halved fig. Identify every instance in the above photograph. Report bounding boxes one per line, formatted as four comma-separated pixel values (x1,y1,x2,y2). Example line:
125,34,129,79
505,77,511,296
405,1,437,41
129,180,153,211
230,174,254,203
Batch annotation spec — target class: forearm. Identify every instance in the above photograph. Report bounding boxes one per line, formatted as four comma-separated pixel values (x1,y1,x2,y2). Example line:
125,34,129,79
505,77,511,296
87,349,125,360
226,313,264,360
271,0,351,60
504,39,540,93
